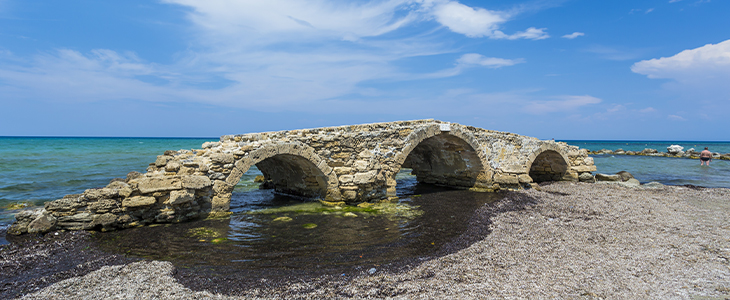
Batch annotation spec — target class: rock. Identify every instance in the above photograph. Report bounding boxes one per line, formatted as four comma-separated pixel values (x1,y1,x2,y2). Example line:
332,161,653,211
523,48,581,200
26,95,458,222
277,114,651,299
166,189,194,205
155,155,172,167
210,153,234,164
595,173,621,182
641,181,665,189
28,212,57,234
517,174,533,183
132,177,183,194
181,175,212,189
126,171,143,182
578,172,595,183
561,171,579,182
353,170,377,184
273,216,292,222
122,196,156,208
368,268,377,275
667,145,684,155
90,213,118,228
616,171,634,181
494,173,519,184
618,178,641,188
642,148,658,154
254,175,265,183
320,200,346,207
343,212,358,217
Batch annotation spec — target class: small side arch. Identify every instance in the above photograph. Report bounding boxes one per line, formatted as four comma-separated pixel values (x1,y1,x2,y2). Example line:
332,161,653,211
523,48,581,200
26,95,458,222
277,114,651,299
391,124,490,191
526,144,571,183
228,142,339,200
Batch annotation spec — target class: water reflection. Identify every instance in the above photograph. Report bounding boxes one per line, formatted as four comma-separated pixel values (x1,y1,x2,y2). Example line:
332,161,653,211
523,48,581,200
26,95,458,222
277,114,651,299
92,169,504,274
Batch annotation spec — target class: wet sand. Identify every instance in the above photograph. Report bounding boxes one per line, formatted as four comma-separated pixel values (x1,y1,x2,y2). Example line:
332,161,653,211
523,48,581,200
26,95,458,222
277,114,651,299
4,182,730,299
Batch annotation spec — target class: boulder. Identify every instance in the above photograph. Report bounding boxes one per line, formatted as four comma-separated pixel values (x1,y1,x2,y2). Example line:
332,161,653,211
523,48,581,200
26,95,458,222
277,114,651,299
642,148,658,154
578,172,595,183
254,175,265,183
28,212,57,234
595,173,621,182
616,171,634,181
667,145,684,155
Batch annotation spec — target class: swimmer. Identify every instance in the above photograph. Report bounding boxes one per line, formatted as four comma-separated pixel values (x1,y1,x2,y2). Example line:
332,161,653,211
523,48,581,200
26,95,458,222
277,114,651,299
700,147,712,166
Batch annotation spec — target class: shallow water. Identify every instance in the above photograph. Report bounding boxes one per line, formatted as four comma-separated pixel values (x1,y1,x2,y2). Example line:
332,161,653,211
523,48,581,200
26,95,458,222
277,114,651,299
92,173,503,276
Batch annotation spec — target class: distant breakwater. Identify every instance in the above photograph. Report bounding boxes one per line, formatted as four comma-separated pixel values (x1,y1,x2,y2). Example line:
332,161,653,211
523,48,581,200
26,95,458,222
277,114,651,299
588,146,730,161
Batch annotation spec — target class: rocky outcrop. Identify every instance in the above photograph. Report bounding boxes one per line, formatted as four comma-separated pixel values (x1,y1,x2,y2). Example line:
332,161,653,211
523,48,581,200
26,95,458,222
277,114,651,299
589,146,730,160
10,119,596,235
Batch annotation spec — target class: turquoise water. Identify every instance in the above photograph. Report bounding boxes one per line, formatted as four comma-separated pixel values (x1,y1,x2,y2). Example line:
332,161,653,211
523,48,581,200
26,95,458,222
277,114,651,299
1,137,729,235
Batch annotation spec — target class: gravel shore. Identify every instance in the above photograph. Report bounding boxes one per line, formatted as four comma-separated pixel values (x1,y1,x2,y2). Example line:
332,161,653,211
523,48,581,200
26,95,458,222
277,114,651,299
7,182,730,299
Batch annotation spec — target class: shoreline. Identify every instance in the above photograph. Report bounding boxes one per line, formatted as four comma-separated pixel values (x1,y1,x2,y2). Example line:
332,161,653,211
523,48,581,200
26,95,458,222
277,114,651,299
3,182,730,299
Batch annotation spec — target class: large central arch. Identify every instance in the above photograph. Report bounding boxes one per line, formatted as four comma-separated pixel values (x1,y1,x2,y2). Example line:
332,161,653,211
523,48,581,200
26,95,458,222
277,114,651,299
390,126,490,194
213,143,340,212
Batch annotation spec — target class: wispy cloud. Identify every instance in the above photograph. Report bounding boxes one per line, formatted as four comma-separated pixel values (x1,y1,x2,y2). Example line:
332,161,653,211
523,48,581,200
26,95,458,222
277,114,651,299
668,114,686,121
562,32,584,39
584,45,648,61
0,0,554,112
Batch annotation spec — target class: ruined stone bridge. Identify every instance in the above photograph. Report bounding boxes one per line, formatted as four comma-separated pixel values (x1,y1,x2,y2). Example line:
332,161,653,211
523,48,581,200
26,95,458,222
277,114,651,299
10,119,596,234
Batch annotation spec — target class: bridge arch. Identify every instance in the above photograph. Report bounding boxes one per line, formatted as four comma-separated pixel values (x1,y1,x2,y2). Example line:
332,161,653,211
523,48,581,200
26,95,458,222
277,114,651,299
391,125,490,192
227,142,339,200
526,144,571,183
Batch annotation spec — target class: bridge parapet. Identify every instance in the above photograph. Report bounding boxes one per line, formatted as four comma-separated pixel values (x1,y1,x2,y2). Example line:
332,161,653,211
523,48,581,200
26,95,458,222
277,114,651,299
10,120,595,235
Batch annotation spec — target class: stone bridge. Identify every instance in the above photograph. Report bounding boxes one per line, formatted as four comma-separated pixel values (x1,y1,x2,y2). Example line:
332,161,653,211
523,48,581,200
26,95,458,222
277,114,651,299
10,119,596,234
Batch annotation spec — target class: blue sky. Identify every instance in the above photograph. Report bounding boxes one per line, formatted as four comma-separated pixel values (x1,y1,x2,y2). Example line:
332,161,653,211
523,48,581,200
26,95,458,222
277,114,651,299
1,0,728,140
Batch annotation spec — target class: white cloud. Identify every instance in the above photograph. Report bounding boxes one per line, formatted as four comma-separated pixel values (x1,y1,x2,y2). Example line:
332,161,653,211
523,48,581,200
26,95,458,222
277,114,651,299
631,39,730,81
668,114,686,121
430,1,506,38
1,0,552,113
524,95,602,114
639,107,656,113
456,53,524,68
562,32,584,39
585,45,647,61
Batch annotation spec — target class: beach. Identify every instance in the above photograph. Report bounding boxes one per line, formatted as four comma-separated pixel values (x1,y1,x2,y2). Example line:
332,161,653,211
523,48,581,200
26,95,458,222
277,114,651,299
3,181,729,299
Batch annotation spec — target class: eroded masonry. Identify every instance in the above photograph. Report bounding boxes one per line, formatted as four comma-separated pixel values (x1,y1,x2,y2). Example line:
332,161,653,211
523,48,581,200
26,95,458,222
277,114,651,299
10,120,597,234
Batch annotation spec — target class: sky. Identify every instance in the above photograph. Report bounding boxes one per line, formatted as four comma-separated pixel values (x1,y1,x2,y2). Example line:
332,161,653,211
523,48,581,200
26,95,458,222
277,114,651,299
0,0,728,140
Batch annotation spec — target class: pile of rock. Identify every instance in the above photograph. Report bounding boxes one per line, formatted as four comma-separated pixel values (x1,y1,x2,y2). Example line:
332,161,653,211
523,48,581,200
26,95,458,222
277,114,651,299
594,171,641,187
589,146,730,160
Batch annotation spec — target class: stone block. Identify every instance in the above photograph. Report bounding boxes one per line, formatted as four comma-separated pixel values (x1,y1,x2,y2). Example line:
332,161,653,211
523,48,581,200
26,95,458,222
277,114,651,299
517,174,533,183
84,188,118,200
562,171,579,182
339,175,354,184
571,165,597,173
166,189,195,205
493,173,519,184
90,213,117,228
583,157,594,165
58,213,93,222
595,173,621,182
156,155,172,167
133,177,182,194
211,153,234,164
334,167,352,175
213,180,234,194
353,170,378,184
354,160,368,171
165,161,181,172
122,196,156,208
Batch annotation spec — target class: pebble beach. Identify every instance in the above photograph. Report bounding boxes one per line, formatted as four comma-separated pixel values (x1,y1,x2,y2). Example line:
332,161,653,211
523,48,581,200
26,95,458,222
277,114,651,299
4,181,729,299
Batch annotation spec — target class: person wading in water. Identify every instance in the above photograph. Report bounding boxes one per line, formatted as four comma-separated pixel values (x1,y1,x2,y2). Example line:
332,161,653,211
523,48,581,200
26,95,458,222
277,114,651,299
700,147,713,166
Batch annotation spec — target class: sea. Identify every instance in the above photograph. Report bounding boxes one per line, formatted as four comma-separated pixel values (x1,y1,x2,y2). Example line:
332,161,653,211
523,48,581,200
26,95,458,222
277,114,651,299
1,137,729,244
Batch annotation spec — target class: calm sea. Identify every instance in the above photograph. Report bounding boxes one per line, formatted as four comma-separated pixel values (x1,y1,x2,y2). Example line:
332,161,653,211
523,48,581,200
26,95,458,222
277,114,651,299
1,137,729,238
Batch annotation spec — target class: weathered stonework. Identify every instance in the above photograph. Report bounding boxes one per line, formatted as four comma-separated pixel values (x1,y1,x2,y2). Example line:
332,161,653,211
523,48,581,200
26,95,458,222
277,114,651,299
9,119,595,235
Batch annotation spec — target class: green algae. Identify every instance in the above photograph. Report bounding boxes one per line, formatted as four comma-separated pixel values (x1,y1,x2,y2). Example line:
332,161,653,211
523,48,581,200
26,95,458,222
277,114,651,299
247,201,423,220
188,227,222,239
302,223,317,229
